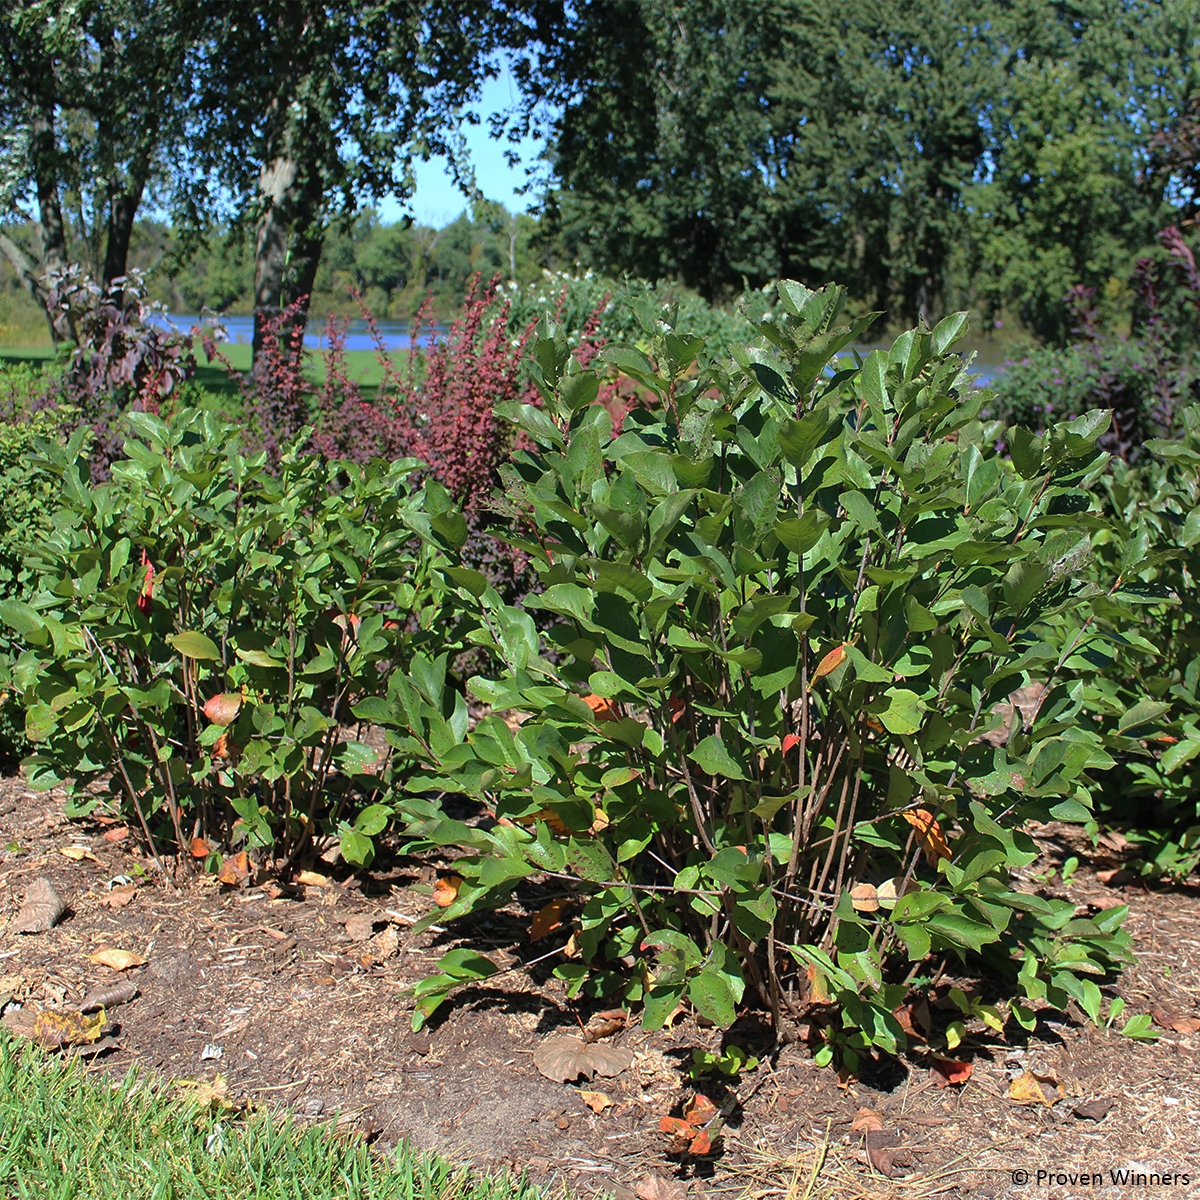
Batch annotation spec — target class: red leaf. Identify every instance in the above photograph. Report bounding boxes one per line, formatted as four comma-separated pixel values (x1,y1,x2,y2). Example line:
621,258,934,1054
202,692,242,727
929,1057,973,1087
782,733,801,753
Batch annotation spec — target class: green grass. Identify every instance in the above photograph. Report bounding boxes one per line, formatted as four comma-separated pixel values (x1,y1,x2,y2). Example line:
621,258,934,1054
0,1034,540,1200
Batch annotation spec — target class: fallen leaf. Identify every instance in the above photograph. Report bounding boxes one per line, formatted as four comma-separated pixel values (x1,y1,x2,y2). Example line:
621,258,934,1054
580,1090,611,1114
372,926,400,959
660,1092,721,1156
1096,868,1134,886
344,913,375,942
216,851,250,888
851,1107,885,1133
8,877,66,934
865,1127,901,1177
432,873,464,907
929,1057,973,1087
296,869,330,887
530,898,571,942
102,884,136,910
1008,1070,1063,1106
633,1174,688,1200
190,837,211,859
32,1007,106,1049
88,947,146,971
902,808,952,865
1152,1006,1200,1034
892,997,931,1043
202,692,242,727
175,1073,232,1110
59,846,101,863
532,1034,634,1082
850,883,880,913
80,980,138,1013
581,693,620,721
585,1009,627,1042
1072,1097,1113,1121
102,827,129,844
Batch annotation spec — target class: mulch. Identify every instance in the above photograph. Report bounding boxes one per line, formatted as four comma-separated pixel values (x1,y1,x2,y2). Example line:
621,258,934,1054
3,773,1200,1200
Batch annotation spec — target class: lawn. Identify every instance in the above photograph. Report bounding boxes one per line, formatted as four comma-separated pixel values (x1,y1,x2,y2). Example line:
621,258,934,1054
0,1033,540,1200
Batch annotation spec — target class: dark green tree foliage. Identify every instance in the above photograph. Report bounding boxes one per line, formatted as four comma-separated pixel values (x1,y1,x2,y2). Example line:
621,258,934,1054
519,0,1196,335
182,1,536,357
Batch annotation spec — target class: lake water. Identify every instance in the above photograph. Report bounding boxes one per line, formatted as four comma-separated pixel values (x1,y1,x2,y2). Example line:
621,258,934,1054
161,313,1011,384
160,312,427,352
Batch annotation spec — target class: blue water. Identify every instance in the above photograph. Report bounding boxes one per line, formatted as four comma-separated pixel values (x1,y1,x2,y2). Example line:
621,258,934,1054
160,312,431,352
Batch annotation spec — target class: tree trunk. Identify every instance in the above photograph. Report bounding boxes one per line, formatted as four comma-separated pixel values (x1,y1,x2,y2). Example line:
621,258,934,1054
29,108,67,276
102,147,152,289
251,155,324,366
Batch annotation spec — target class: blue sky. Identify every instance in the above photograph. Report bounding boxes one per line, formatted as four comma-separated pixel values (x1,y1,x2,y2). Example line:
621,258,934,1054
379,66,544,227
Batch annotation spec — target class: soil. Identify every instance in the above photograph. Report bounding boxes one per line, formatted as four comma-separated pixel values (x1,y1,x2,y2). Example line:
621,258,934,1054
2,774,1200,1200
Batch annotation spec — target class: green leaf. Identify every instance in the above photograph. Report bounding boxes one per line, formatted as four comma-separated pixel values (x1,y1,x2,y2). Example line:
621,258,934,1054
688,968,737,1027
167,631,221,660
688,736,748,780
878,688,925,735
0,599,45,639
1117,700,1171,734
340,829,374,867
1007,427,1044,479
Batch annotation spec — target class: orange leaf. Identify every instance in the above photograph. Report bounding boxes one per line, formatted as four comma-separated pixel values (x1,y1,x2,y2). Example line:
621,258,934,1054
582,693,620,721
102,826,129,843
1007,1069,1063,1106
781,732,801,753
669,694,687,724
689,1129,714,1156
929,1057,973,1088
850,883,880,912
432,873,464,907
901,808,952,865
202,692,242,727
514,807,571,835
682,1093,719,1125
216,851,250,887
805,962,833,1004
809,643,847,689
530,898,570,942
190,837,211,859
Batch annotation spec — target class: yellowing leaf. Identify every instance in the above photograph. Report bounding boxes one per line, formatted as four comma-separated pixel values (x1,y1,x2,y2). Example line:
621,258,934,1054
1008,1070,1063,1106
808,643,847,690
59,846,100,863
88,947,146,971
530,898,570,942
32,1007,105,1048
580,1090,611,1114
901,808,952,865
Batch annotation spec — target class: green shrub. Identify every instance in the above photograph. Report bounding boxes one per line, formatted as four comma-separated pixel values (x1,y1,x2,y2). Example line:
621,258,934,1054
0,397,76,763
1083,404,1200,877
2,407,472,869
398,283,1142,1057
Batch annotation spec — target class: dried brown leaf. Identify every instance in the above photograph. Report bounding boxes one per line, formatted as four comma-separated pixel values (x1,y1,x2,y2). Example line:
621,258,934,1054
80,980,138,1013
216,851,250,888
1073,1097,1114,1121
851,1106,885,1133
295,869,330,887
102,827,129,843
88,947,146,971
532,1035,634,1082
344,914,375,942
1152,1006,1200,1034
9,877,66,934
865,1128,901,1177
633,1175,688,1200
102,884,136,910
59,846,100,863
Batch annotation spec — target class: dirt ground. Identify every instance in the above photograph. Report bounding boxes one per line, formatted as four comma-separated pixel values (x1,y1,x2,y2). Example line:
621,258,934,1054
3,774,1200,1200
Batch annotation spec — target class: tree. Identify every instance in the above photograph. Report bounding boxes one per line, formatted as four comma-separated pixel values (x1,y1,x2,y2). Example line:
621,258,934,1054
0,0,195,339
515,0,1197,334
183,0,537,361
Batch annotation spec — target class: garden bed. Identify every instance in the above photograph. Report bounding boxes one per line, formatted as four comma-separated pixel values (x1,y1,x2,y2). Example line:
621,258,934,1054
3,777,1199,1199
